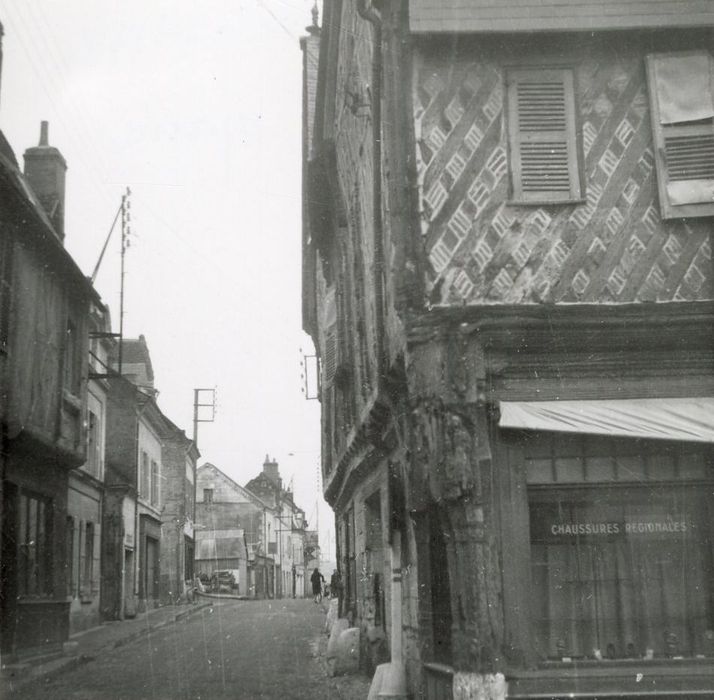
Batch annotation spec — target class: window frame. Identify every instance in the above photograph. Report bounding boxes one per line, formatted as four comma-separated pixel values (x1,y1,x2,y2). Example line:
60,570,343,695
17,491,53,598
506,66,585,205
150,459,159,505
523,434,714,662
646,51,714,220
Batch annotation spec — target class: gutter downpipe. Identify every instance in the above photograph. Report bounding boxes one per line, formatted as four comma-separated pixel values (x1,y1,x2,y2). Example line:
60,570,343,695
357,4,406,698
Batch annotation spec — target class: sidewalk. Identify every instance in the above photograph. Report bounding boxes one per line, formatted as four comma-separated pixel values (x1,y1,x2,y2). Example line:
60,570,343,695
0,600,213,695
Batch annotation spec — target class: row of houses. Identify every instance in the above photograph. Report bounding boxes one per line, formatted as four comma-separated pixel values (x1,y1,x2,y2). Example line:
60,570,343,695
195,458,320,600
301,1,714,699
0,25,198,656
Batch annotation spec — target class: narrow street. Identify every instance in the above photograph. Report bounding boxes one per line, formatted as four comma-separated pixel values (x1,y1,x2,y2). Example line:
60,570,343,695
10,599,364,700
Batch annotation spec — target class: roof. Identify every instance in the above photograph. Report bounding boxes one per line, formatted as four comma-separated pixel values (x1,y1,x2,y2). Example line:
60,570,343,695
408,0,714,33
197,463,273,510
112,335,155,392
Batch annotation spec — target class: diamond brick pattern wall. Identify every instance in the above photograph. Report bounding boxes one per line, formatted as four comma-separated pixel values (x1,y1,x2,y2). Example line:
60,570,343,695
413,44,713,305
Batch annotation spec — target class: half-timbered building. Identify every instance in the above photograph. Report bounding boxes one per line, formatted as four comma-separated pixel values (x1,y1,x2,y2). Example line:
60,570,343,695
0,121,96,656
303,2,714,697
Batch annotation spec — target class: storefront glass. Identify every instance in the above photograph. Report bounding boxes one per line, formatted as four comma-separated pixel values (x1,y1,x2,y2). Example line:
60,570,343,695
525,434,713,660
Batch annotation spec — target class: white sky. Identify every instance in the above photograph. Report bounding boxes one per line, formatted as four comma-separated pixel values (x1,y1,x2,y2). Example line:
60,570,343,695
0,0,334,559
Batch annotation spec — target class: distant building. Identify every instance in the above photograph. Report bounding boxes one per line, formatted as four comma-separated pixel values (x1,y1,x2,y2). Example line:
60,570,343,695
245,456,308,599
0,116,96,655
194,463,255,596
159,418,199,605
102,337,193,617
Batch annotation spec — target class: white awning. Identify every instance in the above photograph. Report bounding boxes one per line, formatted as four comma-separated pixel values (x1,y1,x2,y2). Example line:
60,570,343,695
499,398,714,443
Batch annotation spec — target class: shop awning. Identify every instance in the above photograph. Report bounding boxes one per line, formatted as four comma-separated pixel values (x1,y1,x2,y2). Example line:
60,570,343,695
499,398,714,443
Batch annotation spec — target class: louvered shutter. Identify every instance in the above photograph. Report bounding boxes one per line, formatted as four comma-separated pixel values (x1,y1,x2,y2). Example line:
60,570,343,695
508,69,582,203
646,52,714,219
321,287,338,387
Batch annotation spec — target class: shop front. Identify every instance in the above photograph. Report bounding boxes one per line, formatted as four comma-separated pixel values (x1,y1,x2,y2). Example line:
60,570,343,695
498,399,714,697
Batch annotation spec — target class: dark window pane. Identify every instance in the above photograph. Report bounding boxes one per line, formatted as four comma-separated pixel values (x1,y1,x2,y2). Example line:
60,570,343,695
647,453,676,480
614,455,645,481
556,457,584,482
586,456,615,482
679,452,707,480
526,458,554,483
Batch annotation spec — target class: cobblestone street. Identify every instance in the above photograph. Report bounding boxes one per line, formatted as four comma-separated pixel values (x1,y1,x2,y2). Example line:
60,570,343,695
8,599,369,700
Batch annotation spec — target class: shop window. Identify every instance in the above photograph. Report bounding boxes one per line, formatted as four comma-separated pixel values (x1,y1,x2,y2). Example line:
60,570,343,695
18,492,53,597
507,68,583,203
527,435,714,660
646,52,714,219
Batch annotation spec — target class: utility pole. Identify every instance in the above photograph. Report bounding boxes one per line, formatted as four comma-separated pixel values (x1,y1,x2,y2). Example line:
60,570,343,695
118,187,132,375
192,387,217,446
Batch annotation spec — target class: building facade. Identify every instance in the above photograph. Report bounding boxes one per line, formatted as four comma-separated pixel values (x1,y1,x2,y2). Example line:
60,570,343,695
66,300,113,634
102,338,176,618
245,457,307,599
159,421,199,605
195,463,258,596
303,2,714,698
0,119,95,656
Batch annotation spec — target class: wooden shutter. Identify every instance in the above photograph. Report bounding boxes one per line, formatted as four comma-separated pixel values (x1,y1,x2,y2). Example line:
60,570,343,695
508,69,582,203
646,52,714,219
320,287,338,387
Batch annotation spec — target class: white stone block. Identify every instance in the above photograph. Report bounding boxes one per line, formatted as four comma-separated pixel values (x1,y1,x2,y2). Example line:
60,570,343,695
326,618,350,660
330,626,360,676
325,598,339,635
453,672,507,700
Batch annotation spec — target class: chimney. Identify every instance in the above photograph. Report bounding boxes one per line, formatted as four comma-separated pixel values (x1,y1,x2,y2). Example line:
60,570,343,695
23,121,67,240
263,455,281,488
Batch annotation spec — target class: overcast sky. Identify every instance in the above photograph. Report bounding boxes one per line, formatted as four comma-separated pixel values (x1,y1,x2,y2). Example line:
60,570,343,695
0,0,333,558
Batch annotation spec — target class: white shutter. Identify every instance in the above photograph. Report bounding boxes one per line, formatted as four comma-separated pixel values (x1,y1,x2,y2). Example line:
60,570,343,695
647,52,714,219
321,287,338,386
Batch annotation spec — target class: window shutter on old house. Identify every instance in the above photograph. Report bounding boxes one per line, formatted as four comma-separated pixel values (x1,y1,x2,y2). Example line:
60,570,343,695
321,287,338,387
508,68,582,203
646,52,714,219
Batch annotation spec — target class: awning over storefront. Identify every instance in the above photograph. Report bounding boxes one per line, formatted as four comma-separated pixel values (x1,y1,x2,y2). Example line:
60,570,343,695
499,398,714,443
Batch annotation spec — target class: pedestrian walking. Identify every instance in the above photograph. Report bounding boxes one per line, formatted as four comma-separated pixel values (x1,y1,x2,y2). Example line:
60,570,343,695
330,569,344,617
311,567,325,603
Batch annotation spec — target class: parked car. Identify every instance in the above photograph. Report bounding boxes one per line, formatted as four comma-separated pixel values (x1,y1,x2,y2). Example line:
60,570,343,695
210,570,236,593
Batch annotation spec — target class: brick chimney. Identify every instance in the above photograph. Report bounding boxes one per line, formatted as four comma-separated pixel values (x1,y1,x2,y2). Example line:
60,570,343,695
23,121,67,240
263,454,281,489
